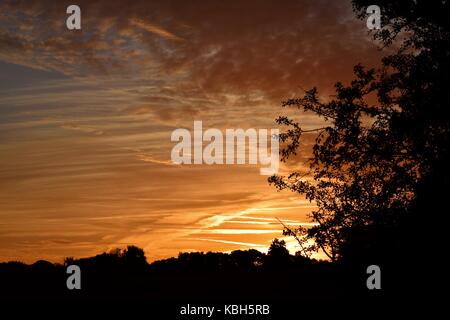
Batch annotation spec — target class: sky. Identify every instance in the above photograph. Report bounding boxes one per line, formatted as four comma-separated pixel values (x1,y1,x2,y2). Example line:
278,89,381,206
0,0,384,263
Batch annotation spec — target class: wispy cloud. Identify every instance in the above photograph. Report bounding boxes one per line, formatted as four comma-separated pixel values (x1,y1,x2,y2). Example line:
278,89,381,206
130,18,184,42
60,123,104,135
188,238,267,248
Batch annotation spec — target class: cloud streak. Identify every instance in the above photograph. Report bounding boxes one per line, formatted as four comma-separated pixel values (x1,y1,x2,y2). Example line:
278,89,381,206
131,18,184,42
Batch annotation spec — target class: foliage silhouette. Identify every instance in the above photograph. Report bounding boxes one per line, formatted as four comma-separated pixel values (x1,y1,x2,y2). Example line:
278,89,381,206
269,0,450,264
1,245,344,303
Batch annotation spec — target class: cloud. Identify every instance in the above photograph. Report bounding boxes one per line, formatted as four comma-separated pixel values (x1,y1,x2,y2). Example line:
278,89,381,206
60,123,104,135
124,104,200,123
135,153,174,166
187,238,266,248
0,0,385,103
130,18,184,42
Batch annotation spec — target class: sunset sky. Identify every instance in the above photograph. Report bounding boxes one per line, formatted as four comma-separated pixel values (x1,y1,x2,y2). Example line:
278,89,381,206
0,0,384,263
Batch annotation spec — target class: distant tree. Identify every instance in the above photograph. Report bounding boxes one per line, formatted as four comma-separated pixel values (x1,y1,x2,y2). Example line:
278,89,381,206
109,248,122,257
121,245,148,269
30,260,55,273
268,239,289,257
230,249,264,269
265,239,291,268
64,257,75,266
269,0,450,262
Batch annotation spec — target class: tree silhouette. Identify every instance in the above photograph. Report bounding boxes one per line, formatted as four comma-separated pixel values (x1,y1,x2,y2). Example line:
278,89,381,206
121,245,147,269
267,239,289,257
230,249,264,270
264,238,291,268
269,0,450,262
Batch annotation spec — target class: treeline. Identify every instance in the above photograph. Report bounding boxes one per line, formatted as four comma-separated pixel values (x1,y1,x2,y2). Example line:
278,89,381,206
0,239,326,280
0,240,354,301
